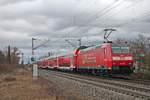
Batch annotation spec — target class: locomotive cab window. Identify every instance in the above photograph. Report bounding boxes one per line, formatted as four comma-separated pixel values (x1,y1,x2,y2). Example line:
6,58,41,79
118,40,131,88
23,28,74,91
112,45,129,53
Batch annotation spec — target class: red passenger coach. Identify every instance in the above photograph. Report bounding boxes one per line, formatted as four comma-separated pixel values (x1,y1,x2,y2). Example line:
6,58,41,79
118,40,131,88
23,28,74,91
57,55,74,70
74,43,133,74
38,59,49,69
58,56,71,67
47,59,55,69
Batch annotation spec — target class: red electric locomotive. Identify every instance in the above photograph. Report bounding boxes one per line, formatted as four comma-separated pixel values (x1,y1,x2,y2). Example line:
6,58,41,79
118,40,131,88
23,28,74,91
73,42,133,74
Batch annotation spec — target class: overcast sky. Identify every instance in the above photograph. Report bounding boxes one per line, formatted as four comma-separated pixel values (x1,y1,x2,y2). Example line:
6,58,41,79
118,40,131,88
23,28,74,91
0,0,150,63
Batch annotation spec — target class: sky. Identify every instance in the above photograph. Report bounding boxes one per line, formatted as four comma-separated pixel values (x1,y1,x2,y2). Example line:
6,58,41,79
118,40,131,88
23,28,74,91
0,0,150,63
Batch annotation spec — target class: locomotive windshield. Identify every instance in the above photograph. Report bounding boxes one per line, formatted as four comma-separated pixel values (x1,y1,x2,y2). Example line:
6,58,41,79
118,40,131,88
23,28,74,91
112,45,129,53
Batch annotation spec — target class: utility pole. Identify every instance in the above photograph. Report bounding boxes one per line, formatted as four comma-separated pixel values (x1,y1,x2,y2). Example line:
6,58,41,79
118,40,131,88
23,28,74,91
32,38,37,80
78,38,81,47
32,38,36,60
21,53,24,65
8,45,11,64
31,37,50,80
148,37,150,49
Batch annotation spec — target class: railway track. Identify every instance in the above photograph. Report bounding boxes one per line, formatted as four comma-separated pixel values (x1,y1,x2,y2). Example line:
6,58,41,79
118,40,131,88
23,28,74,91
127,79,150,86
102,75,150,86
42,69,150,99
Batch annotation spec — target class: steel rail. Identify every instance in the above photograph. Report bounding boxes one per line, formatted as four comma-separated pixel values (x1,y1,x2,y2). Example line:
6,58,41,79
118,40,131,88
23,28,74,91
42,70,150,99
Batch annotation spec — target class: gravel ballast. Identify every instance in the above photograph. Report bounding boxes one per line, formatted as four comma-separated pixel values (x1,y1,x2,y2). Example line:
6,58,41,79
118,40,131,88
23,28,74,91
39,69,145,100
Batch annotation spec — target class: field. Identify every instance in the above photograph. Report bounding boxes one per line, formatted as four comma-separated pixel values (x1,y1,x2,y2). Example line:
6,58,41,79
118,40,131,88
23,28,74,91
0,65,83,100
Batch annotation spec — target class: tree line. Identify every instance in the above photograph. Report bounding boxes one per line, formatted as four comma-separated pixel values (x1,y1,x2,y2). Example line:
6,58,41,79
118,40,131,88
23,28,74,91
0,46,20,64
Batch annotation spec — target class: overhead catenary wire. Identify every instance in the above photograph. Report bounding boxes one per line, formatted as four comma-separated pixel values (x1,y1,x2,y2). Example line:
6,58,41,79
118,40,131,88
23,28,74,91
89,0,123,20
76,0,125,27
44,1,149,54
106,1,136,18
85,0,149,28
101,0,142,25
118,11,150,27
76,0,123,27
65,0,122,46
78,0,97,14
87,1,135,27
89,0,125,25
67,0,148,29
67,1,104,40
68,0,123,28
64,0,124,43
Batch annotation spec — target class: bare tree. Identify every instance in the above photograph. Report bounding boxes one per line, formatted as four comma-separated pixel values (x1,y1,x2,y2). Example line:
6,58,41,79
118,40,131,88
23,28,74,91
0,46,20,64
10,47,20,64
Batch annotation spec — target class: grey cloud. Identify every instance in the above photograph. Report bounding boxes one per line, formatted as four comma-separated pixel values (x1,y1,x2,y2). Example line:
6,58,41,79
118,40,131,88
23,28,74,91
0,0,150,62
0,0,35,5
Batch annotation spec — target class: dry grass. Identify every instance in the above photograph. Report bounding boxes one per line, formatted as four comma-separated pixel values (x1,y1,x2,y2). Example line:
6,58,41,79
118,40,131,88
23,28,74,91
0,65,84,100
0,66,64,100
0,64,17,74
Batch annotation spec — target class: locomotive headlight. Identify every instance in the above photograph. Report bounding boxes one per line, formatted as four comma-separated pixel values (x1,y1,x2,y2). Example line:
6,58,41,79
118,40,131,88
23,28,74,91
112,57,120,60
